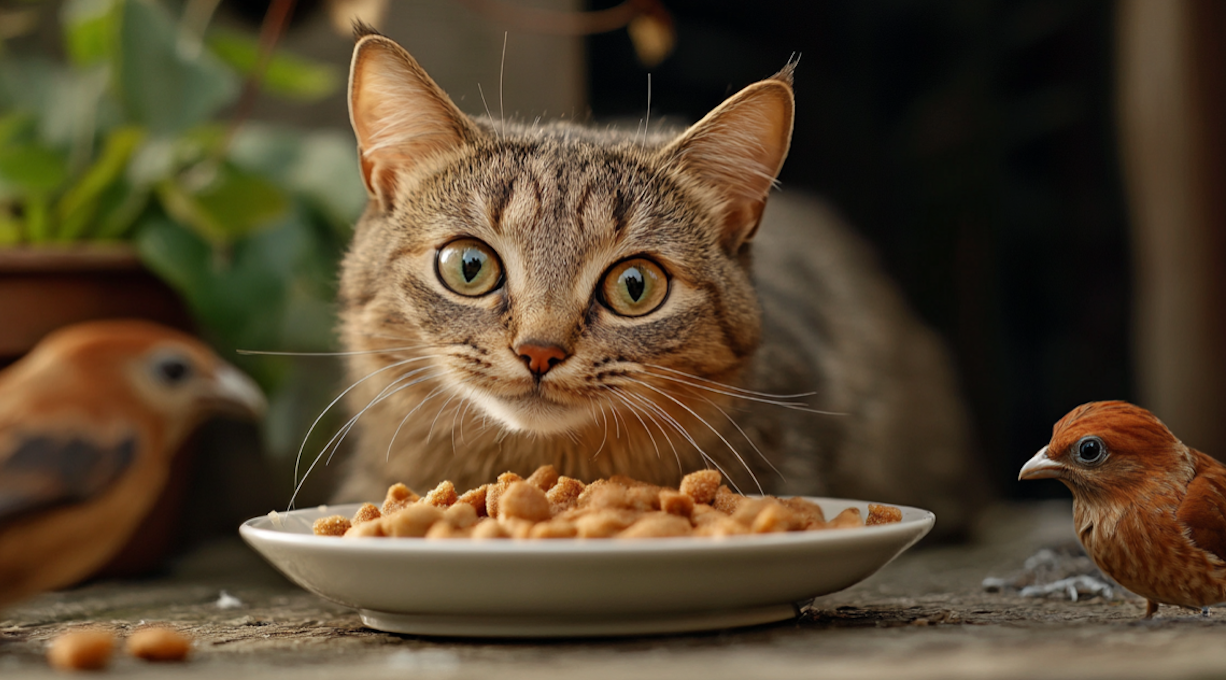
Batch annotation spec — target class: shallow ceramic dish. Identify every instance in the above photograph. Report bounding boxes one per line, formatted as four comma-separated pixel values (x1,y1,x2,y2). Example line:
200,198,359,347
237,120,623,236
240,498,934,638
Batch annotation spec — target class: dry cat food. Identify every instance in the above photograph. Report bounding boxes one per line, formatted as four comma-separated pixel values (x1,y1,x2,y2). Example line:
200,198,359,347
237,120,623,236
47,627,192,671
312,467,904,540
47,630,115,671
125,627,191,662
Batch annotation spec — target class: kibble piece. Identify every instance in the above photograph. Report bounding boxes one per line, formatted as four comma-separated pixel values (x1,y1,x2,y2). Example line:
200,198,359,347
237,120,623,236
679,470,722,504
351,503,382,525
574,509,639,538
443,502,479,529
693,516,751,537
782,497,826,527
381,504,443,537
690,504,730,526
499,517,536,539
749,501,797,534
48,630,115,671
312,515,352,537
711,485,745,514
423,480,458,508
425,522,473,539
497,482,552,522
546,476,585,513
344,519,386,538
625,486,661,512
126,627,190,662
526,464,560,491
866,503,903,525
658,489,695,517
578,481,630,510
618,512,693,538
382,483,420,514
471,518,510,539
528,519,579,539
576,479,622,508
456,484,489,516
485,472,524,519
828,507,864,529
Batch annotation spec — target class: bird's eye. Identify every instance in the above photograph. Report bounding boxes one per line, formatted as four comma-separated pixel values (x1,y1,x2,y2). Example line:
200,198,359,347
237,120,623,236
151,354,194,385
1074,436,1107,466
599,257,669,317
436,238,503,296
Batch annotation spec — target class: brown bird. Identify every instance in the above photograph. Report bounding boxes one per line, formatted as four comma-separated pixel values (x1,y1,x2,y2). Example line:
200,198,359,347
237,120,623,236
0,320,265,605
1019,400,1226,618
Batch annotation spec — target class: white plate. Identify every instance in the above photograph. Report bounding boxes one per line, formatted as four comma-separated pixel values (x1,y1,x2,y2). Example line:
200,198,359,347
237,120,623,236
240,498,934,638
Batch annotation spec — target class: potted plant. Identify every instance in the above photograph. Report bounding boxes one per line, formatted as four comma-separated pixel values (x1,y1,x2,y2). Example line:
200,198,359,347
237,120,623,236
0,0,366,570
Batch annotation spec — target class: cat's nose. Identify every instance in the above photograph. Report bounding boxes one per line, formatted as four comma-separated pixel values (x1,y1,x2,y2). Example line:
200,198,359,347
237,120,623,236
515,341,569,378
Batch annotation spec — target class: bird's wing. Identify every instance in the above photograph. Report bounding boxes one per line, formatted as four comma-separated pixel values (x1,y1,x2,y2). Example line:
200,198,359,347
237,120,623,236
0,433,138,526
1176,450,1226,564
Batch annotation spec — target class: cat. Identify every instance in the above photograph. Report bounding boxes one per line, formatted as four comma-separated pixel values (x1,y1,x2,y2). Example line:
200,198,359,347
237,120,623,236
332,27,982,537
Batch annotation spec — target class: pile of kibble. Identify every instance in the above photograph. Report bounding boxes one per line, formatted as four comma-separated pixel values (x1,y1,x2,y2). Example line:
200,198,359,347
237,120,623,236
312,467,902,539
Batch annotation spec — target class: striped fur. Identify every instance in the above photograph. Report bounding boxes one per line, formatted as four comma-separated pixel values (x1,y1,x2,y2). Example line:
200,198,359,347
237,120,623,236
334,35,977,535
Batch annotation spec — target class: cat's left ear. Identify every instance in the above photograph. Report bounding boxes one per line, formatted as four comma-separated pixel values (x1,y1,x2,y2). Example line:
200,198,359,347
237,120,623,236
658,64,795,252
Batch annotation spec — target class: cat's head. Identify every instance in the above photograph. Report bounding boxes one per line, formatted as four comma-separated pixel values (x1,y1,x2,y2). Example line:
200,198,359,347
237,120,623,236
341,30,794,436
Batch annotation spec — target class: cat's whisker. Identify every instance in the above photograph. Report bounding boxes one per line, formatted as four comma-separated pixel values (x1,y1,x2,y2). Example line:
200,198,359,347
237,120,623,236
290,368,442,509
450,391,469,456
387,385,448,461
690,390,786,482
641,363,822,401
426,391,461,445
620,389,684,478
237,344,427,358
456,396,475,444
609,388,661,461
623,388,742,494
293,355,437,494
319,370,444,474
591,398,611,460
628,378,764,494
640,370,833,413
498,31,507,137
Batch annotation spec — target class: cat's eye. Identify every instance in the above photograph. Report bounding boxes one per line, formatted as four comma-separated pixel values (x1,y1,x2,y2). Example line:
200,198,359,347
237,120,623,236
436,238,503,296
599,257,669,317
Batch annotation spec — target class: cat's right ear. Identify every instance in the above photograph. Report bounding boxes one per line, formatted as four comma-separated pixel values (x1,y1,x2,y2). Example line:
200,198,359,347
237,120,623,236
349,36,478,211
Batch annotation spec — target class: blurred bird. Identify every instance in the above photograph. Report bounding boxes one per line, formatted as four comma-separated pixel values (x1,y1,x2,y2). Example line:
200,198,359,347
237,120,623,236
0,320,265,605
1020,400,1226,618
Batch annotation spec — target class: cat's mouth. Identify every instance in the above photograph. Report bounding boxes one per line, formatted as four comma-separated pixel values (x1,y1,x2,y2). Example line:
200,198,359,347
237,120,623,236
466,387,594,435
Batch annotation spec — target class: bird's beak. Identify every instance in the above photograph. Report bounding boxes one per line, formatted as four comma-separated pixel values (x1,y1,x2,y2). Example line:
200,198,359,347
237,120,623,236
1018,445,1063,481
206,364,267,420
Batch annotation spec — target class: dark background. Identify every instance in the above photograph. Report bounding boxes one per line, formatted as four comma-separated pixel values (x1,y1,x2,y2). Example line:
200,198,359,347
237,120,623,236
585,0,1133,499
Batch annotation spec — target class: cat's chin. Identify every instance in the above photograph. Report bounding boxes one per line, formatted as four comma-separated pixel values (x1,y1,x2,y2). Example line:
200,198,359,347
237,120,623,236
466,390,593,435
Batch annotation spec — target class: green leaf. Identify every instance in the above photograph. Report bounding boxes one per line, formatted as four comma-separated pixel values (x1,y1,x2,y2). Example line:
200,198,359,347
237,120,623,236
113,0,239,135
134,215,294,352
91,178,150,239
62,0,118,66
157,162,288,244
0,144,69,196
55,125,145,240
206,31,340,101
230,126,366,229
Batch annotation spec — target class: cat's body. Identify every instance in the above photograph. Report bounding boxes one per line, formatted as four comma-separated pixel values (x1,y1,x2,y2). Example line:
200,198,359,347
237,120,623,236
334,29,980,535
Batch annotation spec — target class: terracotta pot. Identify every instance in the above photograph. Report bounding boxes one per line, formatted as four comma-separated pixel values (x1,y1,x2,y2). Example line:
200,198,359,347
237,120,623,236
0,245,194,366
0,245,198,578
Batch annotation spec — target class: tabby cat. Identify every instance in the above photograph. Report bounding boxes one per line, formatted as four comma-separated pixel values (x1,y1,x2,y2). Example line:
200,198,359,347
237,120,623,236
334,28,980,536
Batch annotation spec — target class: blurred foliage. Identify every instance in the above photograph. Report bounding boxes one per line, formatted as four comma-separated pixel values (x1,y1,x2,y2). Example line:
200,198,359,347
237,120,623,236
0,0,365,461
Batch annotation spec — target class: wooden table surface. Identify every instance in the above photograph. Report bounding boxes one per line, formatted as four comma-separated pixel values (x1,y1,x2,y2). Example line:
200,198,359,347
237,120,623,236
3,501,1224,680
